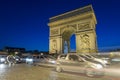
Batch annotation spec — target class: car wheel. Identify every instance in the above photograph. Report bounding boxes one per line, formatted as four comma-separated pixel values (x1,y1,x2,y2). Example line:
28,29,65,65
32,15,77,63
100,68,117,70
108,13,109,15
85,68,95,77
56,66,62,72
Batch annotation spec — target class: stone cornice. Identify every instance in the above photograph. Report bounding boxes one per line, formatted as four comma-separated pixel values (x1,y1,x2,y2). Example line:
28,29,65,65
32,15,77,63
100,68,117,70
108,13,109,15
49,35,62,39
48,13,96,27
48,5,97,27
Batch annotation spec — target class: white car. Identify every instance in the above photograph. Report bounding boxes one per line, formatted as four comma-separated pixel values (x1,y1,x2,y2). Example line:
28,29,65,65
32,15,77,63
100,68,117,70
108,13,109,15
26,56,33,64
0,55,7,64
56,53,104,77
79,54,110,67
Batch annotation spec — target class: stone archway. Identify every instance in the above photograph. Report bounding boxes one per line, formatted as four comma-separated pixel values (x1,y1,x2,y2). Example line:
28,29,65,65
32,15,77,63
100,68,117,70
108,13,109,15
48,5,97,54
61,26,76,53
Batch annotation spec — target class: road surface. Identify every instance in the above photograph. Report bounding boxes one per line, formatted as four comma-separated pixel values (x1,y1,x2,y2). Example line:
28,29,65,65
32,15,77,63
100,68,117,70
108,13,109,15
0,63,120,80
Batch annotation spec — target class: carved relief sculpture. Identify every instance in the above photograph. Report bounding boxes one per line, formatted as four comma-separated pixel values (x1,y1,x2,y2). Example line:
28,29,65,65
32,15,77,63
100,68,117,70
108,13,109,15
52,40,57,51
80,34,90,51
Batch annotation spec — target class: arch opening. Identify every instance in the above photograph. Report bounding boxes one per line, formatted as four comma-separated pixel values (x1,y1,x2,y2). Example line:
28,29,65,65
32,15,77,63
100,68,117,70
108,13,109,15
70,34,76,53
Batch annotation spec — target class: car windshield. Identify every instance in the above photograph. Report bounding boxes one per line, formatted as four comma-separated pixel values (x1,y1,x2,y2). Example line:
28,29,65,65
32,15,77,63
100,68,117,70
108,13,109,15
85,55,93,58
79,55,91,61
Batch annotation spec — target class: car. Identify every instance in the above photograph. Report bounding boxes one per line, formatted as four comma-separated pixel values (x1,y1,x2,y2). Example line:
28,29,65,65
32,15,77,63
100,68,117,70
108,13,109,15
21,56,27,63
14,56,22,63
34,55,56,67
79,54,110,67
25,56,34,64
56,53,105,77
0,55,7,64
20,55,34,64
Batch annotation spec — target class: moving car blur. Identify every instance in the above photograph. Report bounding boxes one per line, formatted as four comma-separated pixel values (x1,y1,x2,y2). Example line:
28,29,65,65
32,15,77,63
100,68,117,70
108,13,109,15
25,56,34,64
34,55,57,67
79,54,110,67
14,56,22,63
56,53,104,77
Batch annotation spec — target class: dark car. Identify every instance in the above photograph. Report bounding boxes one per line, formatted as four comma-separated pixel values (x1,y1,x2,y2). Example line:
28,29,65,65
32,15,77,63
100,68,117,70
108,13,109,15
14,56,22,63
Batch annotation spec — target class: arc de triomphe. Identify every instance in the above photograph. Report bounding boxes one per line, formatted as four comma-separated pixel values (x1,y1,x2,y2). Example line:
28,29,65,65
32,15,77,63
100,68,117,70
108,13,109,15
48,5,97,54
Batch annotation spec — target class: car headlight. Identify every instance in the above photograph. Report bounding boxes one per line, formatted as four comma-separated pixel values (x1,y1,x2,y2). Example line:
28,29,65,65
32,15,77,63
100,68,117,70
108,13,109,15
96,64,103,69
26,58,33,62
91,63,103,69
49,60,56,64
16,58,19,61
0,58,5,62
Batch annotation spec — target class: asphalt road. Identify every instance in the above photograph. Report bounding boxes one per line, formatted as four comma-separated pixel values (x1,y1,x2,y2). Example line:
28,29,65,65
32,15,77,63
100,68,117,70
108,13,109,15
0,63,120,80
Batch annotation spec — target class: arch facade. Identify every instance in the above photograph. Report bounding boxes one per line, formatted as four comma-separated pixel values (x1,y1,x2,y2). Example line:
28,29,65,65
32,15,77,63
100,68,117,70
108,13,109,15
48,5,97,54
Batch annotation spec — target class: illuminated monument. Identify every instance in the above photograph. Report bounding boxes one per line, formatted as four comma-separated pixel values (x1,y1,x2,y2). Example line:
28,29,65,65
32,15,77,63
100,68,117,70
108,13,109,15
48,5,97,54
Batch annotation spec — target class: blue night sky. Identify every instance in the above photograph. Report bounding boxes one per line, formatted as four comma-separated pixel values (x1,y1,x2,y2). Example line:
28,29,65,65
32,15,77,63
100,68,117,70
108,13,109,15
0,0,120,51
